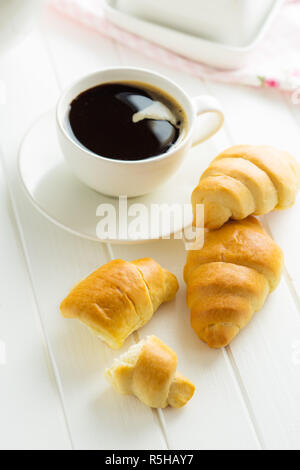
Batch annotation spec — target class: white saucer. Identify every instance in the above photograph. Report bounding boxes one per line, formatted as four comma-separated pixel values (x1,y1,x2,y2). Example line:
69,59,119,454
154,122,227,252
18,111,195,244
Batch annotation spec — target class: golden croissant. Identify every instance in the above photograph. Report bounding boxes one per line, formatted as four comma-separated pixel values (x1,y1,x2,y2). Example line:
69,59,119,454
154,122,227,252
192,145,300,229
60,258,179,349
184,217,283,348
105,335,195,408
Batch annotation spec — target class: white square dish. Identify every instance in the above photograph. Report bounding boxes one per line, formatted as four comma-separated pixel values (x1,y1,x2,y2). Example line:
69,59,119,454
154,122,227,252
116,0,275,47
104,0,284,70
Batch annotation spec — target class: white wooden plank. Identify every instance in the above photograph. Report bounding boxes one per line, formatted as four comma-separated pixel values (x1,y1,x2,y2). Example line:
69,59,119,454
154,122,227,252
225,278,300,450
0,27,165,449
288,93,300,129
204,81,300,449
0,154,71,450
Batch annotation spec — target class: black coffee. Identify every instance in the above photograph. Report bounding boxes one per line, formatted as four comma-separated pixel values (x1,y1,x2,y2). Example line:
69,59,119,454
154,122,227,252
67,82,185,161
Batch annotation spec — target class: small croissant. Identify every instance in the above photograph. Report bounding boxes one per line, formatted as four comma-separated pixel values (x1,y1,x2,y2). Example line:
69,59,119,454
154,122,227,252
192,145,300,229
60,258,178,349
105,336,195,408
184,217,283,348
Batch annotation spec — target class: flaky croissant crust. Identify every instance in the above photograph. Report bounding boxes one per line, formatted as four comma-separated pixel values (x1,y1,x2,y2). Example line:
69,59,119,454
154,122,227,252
105,336,195,408
192,145,300,229
184,217,284,348
60,258,179,349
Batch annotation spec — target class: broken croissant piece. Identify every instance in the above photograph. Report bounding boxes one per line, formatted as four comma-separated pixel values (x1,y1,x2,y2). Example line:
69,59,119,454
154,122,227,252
105,336,195,408
60,258,178,349
184,217,284,348
192,145,300,229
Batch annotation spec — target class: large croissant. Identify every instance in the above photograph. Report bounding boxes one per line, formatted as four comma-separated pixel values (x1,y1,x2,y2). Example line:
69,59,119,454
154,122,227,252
105,335,195,408
184,217,283,348
60,258,179,349
192,145,300,229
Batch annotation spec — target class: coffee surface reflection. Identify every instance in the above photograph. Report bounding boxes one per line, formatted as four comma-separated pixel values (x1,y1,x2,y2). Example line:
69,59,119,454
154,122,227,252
67,82,185,161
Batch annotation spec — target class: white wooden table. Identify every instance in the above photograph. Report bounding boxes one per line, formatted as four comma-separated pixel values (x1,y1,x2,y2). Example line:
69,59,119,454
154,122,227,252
1,8,300,450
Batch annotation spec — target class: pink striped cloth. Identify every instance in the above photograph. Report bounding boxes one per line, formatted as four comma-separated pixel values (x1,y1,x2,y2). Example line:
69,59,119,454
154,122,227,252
50,0,300,93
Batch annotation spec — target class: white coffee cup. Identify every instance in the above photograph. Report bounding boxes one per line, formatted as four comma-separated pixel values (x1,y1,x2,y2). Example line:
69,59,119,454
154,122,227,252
56,67,224,198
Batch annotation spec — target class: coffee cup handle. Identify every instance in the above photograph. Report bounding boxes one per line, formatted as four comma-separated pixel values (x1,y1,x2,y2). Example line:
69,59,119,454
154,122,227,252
191,96,224,147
